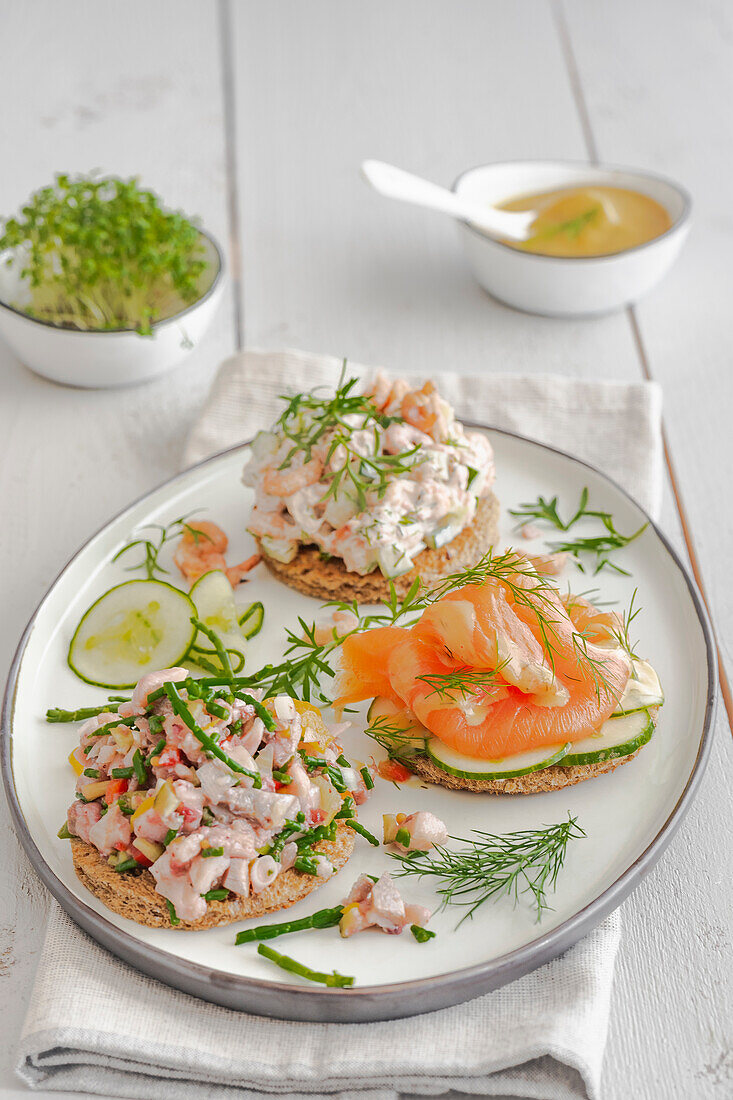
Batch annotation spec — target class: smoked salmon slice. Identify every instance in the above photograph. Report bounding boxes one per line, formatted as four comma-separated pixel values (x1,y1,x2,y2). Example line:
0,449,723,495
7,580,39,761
336,557,631,760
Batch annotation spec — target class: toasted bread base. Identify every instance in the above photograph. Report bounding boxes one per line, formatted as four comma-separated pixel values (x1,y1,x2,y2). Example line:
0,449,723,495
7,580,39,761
70,822,355,930
256,491,500,604
408,749,642,794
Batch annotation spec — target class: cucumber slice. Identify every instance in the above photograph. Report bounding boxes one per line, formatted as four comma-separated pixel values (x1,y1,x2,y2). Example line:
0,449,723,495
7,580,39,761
562,709,655,766
376,545,415,579
238,601,264,640
259,536,298,564
613,659,664,716
189,570,248,669
68,580,197,688
426,737,571,780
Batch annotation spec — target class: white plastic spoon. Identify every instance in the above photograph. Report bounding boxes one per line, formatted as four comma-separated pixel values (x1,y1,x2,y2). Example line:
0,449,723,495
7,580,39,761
361,159,537,241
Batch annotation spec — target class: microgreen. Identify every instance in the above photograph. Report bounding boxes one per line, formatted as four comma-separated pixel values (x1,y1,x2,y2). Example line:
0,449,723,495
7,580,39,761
0,174,207,334
391,814,585,923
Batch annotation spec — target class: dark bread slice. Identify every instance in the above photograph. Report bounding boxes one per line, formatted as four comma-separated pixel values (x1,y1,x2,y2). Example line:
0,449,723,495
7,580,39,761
408,748,642,794
70,821,355,930
256,491,500,604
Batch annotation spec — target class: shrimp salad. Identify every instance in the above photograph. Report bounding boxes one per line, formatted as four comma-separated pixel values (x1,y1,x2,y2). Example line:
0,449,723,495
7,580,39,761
65,668,372,923
242,370,496,578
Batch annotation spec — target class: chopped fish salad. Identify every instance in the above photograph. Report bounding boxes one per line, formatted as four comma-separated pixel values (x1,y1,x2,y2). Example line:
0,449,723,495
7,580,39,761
242,370,496,578
64,668,373,923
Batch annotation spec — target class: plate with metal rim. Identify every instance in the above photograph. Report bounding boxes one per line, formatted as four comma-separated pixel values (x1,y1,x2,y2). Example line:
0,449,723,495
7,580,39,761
1,425,716,1022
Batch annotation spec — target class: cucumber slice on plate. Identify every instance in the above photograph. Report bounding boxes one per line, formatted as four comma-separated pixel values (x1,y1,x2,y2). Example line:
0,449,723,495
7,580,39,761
613,659,664,716
426,738,571,781
68,580,197,688
562,709,655,766
238,601,265,640
189,570,248,671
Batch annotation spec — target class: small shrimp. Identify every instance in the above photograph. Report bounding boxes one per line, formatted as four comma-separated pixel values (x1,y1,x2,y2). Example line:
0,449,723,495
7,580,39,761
311,608,360,646
401,381,440,435
174,520,260,587
261,458,323,498
527,552,568,576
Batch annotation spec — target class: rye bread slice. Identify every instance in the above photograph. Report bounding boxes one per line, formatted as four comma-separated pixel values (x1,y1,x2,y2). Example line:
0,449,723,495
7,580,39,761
408,748,642,794
70,821,355,930
256,491,500,604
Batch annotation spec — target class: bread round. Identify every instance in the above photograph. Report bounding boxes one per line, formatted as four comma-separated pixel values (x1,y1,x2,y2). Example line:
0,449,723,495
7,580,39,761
408,748,642,794
256,491,500,604
70,821,355,930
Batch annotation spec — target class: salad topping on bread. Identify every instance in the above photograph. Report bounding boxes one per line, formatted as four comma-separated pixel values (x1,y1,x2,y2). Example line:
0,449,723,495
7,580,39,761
63,668,371,925
243,369,496,581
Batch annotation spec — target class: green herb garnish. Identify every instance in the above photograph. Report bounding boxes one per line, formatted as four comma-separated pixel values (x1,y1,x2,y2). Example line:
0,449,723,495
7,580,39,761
411,925,435,943
391,814,585,923
0,173,208,334
256,943,355,988
235,905,344,944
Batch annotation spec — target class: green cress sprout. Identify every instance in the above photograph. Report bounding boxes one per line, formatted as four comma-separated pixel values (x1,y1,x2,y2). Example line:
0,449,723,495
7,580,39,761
0,173,208,334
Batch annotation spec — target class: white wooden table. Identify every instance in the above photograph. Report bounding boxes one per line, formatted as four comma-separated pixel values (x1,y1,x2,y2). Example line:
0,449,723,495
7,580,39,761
1,2,731,1097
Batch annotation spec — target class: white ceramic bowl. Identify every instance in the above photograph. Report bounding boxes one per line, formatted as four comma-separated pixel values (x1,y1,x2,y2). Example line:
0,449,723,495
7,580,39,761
0,229,225,387
453,161,691,317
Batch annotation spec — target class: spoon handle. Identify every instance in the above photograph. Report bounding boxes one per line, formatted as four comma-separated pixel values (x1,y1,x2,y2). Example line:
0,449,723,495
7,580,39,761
361,160,535,241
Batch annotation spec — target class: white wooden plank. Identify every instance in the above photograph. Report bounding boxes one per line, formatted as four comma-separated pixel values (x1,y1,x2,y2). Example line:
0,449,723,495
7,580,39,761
560,2,733,1097
562,0,733,678
231,0,643,381
0,2,232,1094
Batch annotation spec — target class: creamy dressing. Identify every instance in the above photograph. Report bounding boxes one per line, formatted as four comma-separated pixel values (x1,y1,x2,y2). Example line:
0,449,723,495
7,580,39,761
242,371,496,577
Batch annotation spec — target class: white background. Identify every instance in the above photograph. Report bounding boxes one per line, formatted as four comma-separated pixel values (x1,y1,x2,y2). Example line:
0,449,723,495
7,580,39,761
0,2,731,1098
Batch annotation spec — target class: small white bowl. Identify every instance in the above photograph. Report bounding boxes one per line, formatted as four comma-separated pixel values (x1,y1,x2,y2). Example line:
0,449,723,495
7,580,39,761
453,160,691,317
0,229,226,387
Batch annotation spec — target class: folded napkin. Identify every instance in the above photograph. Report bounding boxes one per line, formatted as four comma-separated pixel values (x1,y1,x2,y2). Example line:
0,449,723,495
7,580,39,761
184,349,663,518
17,348,664,1100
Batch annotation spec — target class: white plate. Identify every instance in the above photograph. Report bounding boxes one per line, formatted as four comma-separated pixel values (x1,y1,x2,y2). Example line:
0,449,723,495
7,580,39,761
1,427,715,1022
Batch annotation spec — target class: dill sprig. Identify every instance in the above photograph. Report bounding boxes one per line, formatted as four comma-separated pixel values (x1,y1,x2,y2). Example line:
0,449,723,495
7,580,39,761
364,713,427,762
610,588,642,661
509,488,647,575
275,364,389,465
417,666,505,703
273,362,419,512
391,814,585,923
112,513,209,580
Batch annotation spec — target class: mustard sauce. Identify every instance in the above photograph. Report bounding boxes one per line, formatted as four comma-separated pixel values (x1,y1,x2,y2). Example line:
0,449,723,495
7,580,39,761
498,185,672,257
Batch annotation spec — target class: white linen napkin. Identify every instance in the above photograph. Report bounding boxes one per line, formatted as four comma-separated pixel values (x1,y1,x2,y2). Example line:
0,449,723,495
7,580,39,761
17,348,664,1100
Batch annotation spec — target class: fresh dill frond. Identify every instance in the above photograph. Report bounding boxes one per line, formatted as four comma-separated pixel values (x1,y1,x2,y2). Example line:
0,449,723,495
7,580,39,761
417,666,505,703
509,488,647,575
610,588,642,661
364,713,427,762
391,814,585,923
112,512,206,580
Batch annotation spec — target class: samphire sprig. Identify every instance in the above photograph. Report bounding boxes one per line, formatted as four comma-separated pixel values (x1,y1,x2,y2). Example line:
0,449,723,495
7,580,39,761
0,174,207,334
390,814,585,923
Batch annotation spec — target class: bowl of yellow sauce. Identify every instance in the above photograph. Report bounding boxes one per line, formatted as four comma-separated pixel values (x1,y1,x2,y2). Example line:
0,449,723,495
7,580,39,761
453,162,690,316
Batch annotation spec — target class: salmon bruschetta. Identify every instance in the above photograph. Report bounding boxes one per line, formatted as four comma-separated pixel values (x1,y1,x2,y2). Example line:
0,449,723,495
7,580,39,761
334,552,664,793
